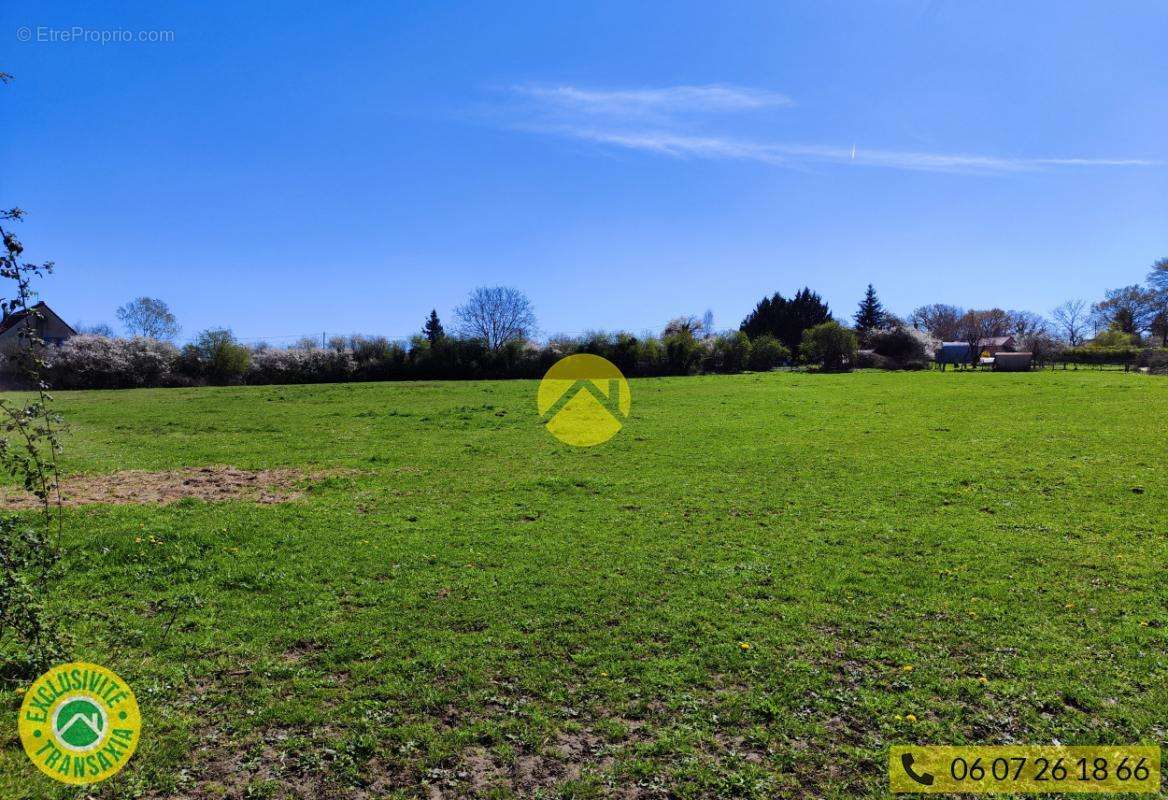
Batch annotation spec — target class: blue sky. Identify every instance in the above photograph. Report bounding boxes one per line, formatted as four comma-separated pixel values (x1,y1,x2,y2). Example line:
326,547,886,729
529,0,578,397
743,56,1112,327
3,1,1165,344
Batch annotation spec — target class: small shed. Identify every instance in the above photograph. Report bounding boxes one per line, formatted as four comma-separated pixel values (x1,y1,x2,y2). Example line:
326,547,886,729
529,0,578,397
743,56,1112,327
936,342,974,367
993,352,1033,372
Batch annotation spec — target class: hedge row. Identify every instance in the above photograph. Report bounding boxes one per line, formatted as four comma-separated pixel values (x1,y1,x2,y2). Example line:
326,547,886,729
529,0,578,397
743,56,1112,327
1050,347,1168,367
22,331,793,390
15,336,1163,391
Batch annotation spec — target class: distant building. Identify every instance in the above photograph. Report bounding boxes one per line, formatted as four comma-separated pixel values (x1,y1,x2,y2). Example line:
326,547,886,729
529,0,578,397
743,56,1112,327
936,342,974,367
937,336,1031,371
978,335,1017,356
993,352,1033,372
0,302,76,354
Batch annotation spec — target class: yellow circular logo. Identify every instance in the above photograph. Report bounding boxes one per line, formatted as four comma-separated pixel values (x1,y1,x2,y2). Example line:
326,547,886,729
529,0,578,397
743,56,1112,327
18,662,141,785
537,354,631,446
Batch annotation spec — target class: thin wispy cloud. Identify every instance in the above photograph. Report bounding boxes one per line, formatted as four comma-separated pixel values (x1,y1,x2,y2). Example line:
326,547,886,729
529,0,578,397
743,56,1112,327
501,83,1160,175
554,128,1160,174
511,84,793,117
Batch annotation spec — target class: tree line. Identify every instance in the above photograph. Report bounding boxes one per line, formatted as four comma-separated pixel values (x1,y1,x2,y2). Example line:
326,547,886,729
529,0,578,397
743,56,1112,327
911,260,1168,349
35,255,1168,388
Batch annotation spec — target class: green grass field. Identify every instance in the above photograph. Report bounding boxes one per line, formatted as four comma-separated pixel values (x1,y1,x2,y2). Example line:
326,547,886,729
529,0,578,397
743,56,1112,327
3,370,1167,799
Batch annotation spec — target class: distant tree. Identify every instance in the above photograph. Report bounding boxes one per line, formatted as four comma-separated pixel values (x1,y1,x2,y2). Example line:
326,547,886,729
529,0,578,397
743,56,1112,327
1007,311,1048,341
740,297,778,339
1145,264,1168,345
661,327,705,374
957,310,997,365
869,328,927,365
709,331,751,372
882,311,906,329
423,309,445,345
1092,285,1157,336
115,296,179,340
747,334,789,371
800,321,858,371
978,308,1014,338
663,315,708,338
454,286,536,350
701,309,715,339
1147,257,1168,291
75,322,115,337
740,287,832,354
908,303,964,341
407,333,430,356
1001,310,1052,357
1150,311,1168,347
349,334,393,363
181,328,249,384
1091,329,1140,348
853,284,887,336
1051,300,1089,346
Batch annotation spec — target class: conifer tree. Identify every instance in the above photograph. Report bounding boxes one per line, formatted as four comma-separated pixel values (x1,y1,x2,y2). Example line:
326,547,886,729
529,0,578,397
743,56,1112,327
423,309,445,345
854,284,886,333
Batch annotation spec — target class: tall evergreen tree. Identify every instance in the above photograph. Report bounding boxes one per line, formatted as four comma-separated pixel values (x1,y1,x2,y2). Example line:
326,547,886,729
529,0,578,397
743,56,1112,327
853,284,886,333
740,287,832,354
423,309,445,345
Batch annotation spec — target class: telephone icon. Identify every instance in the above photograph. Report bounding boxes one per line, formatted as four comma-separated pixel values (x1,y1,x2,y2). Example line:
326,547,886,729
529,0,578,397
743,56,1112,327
901,752,935,787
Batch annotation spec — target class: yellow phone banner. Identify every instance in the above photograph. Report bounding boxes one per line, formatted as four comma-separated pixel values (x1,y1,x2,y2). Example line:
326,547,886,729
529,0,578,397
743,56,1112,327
890,745,1160,794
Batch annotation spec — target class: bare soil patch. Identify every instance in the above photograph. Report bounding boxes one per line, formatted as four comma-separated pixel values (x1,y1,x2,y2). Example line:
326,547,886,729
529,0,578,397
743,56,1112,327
0,465,320,508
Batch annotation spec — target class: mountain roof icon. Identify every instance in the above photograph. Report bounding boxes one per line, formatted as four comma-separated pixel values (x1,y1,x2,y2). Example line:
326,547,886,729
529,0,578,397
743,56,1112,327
541,378,625,423
57,711,103,740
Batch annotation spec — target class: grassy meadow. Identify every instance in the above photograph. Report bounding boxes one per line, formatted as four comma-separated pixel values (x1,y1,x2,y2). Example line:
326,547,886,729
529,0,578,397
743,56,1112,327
2,369,1167,799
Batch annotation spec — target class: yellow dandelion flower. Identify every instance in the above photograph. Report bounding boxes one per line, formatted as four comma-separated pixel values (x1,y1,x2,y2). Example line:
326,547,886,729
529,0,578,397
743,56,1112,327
15,687,26,695
902,664,914,672
1064,603,1074,609
1139,621,1149,627
905,713,917,722
739,642,751,650
978,676,989,685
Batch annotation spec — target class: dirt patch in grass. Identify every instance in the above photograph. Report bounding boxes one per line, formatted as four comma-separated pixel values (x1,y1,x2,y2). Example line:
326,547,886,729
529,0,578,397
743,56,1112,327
0,465,322,508
423,729,617,799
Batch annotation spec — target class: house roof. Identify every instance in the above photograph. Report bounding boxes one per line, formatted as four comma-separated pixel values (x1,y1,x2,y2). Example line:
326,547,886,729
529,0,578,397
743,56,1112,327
0,302,76,337
979,335,1015,347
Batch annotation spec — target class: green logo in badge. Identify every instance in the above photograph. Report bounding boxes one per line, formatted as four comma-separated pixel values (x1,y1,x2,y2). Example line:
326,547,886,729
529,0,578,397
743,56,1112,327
18,662,141,785
53,697,107,750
